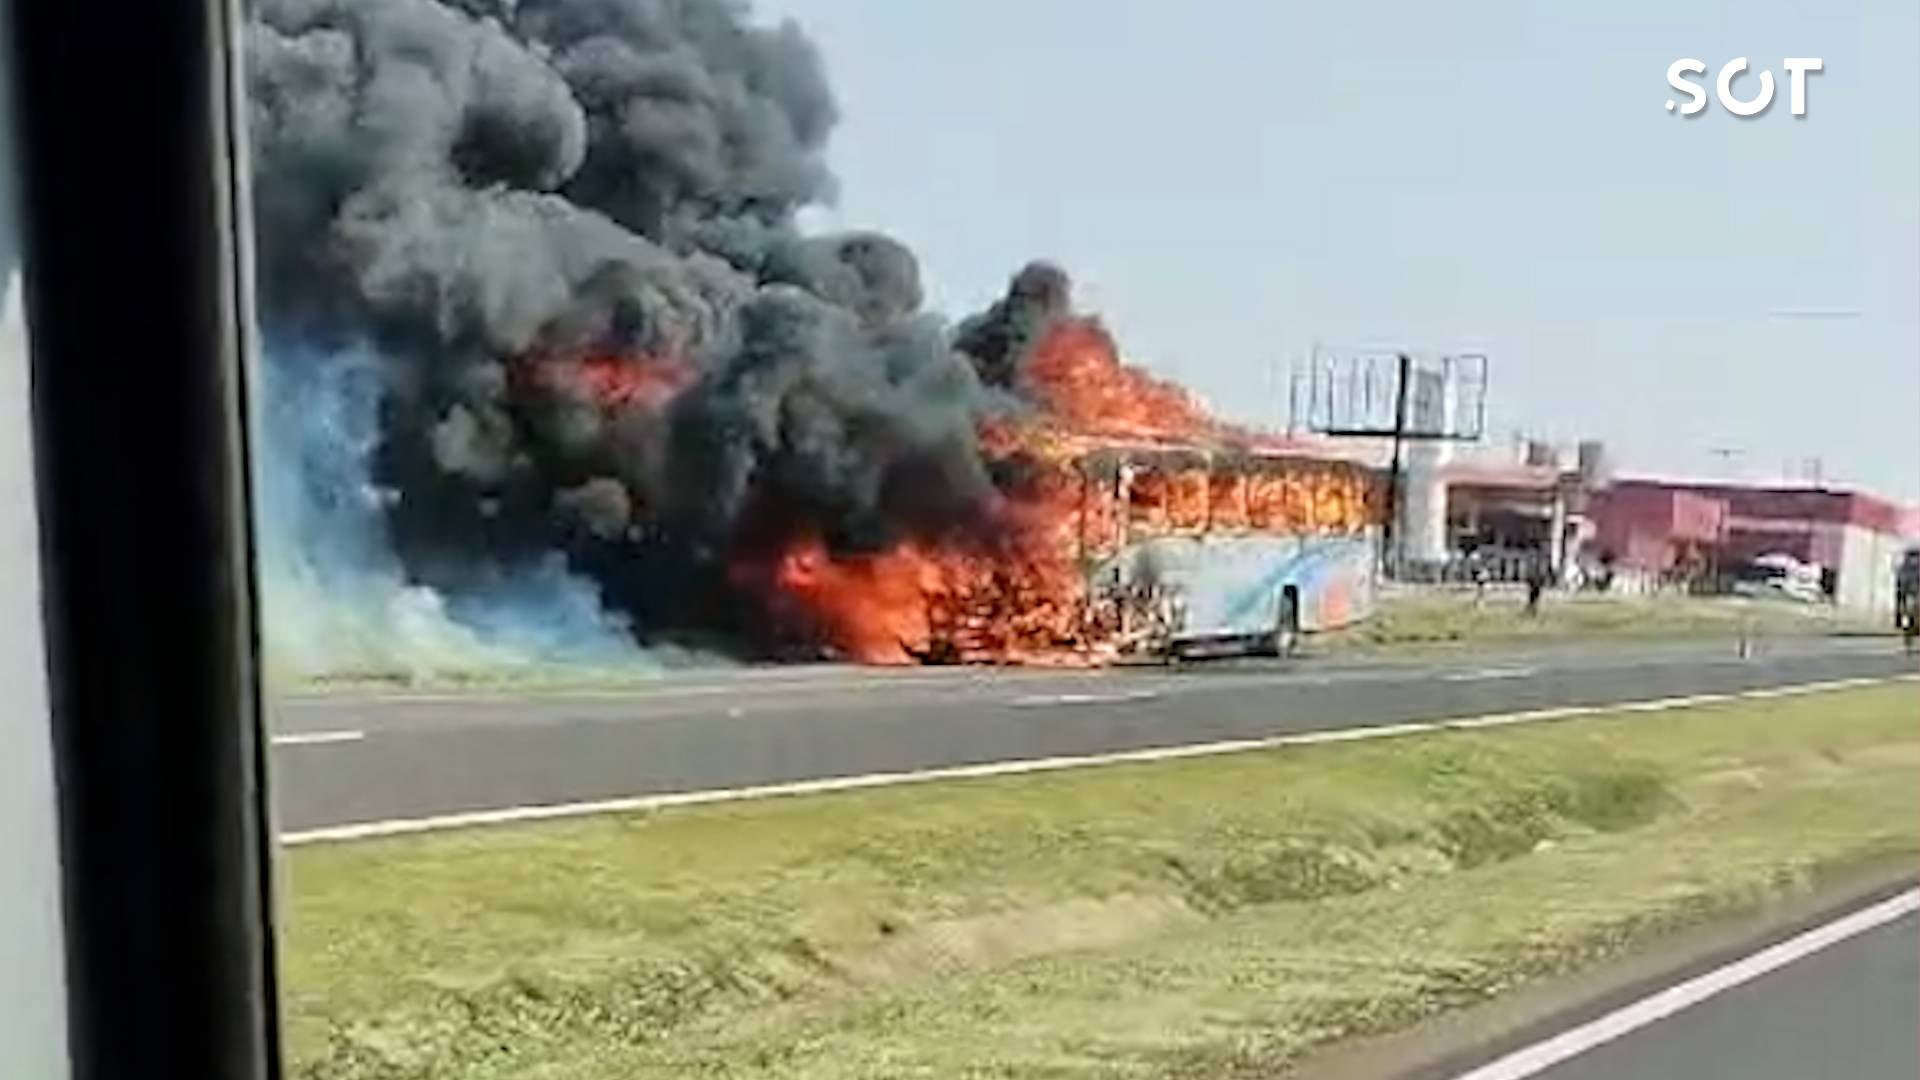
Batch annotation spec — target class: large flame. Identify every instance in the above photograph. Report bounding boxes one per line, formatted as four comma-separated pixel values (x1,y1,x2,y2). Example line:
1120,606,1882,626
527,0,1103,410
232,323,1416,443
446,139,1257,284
738,500,1091,666
1020,318,1217,440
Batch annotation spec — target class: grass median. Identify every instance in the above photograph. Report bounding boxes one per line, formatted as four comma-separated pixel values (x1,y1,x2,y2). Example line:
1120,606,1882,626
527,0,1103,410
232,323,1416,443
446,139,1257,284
1324,590,1881,652
282,681,1920,1079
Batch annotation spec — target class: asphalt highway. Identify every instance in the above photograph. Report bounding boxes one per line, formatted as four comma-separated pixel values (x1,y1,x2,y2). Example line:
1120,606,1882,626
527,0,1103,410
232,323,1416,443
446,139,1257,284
1501,906,1918,1080
269,637,1914,835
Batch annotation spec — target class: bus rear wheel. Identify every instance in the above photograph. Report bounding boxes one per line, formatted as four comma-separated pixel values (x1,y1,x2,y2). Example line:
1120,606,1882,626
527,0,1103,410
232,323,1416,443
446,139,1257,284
1269,589,1301,658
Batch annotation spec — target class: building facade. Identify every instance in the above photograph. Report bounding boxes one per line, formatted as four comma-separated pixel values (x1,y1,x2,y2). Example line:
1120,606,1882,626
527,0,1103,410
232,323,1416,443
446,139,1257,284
1590,478,1916,615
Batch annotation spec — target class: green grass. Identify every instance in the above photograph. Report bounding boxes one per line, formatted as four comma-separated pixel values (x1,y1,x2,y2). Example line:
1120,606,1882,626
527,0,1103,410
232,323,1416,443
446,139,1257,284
1325,590,1881,651
282,683,1920,1079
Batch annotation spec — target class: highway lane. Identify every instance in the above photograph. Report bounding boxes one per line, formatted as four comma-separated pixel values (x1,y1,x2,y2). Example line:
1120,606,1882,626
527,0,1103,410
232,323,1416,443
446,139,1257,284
268,638,1915,835
1474,904,1919,1080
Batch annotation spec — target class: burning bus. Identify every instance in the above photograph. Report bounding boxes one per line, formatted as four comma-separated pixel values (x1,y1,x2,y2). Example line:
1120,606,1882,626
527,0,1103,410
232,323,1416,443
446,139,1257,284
748,427,1384,668
725,308,1388,668
1063,440,1382,660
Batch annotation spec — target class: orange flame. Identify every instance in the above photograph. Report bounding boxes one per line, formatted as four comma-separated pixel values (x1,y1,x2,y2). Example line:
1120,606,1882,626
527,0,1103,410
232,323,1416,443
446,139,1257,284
1020,318,1216,440
523,349,695,412
746,499,1092,666
759,535,942,665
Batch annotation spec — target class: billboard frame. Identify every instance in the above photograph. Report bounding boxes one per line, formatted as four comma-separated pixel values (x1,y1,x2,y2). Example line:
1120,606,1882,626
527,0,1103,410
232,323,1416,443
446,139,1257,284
1298,350,1492,574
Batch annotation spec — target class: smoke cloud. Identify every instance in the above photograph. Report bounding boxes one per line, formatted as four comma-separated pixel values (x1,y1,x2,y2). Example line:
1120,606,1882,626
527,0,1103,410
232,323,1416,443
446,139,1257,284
252,345,651,682
954,261,1073,389
248,0,1044,670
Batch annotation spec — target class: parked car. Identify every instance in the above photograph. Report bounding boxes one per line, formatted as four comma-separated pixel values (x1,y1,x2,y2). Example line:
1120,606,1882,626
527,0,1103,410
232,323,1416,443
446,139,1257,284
1729,553,1826,603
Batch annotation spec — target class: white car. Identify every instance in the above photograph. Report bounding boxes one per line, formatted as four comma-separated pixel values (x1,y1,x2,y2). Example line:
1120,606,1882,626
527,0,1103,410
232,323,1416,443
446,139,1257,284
1730,553,1825,603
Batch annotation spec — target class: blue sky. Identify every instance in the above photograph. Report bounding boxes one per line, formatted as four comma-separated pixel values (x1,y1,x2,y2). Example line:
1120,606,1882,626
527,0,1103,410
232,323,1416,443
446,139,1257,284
762,0,1920,501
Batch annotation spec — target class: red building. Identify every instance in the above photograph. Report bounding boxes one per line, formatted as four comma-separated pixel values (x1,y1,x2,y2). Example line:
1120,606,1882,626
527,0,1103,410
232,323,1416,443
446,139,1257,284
1588,477,1916,614
1588,484,1729,577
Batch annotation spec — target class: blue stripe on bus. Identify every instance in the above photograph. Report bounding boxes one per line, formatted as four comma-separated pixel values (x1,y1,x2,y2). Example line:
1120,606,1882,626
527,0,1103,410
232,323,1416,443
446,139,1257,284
1217,543,1337,629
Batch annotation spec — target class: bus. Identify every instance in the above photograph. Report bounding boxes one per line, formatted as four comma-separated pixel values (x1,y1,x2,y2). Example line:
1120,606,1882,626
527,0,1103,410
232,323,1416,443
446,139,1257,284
1064,442,1382,659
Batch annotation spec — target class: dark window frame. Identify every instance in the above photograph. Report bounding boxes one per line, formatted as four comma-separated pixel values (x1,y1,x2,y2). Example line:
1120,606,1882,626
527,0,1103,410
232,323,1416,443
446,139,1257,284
8,0,281,1076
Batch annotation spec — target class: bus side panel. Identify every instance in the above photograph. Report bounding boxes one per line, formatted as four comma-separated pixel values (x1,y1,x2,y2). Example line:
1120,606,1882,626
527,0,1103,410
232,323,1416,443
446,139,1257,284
1101,534,1378,640
1299,535,1379,632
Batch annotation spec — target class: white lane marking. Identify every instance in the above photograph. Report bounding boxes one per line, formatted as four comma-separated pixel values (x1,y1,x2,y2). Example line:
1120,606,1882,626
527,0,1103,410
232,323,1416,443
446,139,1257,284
278,666,1065,707
1011,691,1162,708
279,673,1917,846
1280,720,1446,745
1444,666,1540,683
271,730,367,748
1447,888,1920,1080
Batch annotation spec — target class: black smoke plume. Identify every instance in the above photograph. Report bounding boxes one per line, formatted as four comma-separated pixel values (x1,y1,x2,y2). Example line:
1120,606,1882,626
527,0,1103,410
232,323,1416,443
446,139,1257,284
248,0,1032,662
953,260,1072,389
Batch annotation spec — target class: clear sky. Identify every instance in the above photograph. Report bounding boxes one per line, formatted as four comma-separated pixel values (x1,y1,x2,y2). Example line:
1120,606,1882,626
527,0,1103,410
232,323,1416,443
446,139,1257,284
762,0,1920,501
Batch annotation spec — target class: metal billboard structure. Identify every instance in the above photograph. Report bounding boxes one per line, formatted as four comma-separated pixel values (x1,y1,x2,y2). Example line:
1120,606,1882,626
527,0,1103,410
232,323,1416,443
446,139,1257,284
1294,349,1491,573
1299,349,1488,441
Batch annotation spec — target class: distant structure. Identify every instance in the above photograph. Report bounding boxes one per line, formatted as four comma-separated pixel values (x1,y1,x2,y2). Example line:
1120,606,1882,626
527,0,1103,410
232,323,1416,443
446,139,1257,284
1589,479,1915,615
1375,446,1913,616
1297,349,1488,574
1398,366,1463,565
1292,348,1915,614
1394,437,1604,587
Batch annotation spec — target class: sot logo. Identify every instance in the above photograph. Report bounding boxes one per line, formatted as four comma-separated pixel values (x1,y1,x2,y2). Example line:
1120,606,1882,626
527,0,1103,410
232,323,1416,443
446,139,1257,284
1667,57,1823,116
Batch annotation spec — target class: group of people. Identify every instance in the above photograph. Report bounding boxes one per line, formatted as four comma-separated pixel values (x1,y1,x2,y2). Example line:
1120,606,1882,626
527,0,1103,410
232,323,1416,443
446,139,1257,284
1463,551,1556,616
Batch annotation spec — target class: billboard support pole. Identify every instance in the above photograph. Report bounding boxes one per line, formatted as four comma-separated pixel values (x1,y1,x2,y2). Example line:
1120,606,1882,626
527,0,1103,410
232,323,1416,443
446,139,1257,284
1383,352,1413,577
1305,348,1489,582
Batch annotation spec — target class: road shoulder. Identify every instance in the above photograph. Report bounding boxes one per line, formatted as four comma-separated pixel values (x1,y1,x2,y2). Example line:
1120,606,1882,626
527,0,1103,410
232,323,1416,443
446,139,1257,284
1295,856,1920,1080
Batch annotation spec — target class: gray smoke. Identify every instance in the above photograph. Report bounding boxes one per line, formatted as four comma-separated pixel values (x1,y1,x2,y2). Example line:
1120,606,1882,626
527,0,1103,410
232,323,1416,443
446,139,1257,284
248,0,1006,657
